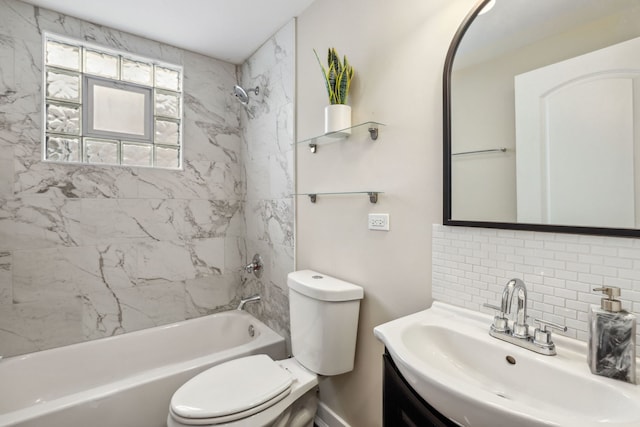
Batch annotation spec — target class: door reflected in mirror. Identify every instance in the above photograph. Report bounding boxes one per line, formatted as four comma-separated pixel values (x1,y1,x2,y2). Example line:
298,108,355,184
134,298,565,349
445,0,640,236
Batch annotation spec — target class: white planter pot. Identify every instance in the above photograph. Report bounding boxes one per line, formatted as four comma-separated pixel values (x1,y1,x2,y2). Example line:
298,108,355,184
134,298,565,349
324,104,352,136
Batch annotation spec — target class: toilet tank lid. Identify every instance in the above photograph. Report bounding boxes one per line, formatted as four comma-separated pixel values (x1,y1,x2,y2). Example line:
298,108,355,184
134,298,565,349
287,270,364,301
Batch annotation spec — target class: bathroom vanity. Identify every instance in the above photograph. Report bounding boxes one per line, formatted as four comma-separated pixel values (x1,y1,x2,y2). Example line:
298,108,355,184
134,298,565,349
374,302,640,427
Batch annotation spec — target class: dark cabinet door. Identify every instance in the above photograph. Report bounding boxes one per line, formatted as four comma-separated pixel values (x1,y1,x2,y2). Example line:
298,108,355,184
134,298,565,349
383,351,459,427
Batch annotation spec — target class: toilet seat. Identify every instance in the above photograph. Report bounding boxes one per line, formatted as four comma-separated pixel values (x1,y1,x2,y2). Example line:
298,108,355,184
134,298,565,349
169,387,291,425
170,354,293,425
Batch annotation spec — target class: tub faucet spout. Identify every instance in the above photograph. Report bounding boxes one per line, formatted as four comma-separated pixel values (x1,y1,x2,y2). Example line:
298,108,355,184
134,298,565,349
237,295,261,311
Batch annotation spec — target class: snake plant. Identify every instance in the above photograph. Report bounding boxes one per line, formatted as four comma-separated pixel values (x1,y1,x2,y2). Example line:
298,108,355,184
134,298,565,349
314,47,354,105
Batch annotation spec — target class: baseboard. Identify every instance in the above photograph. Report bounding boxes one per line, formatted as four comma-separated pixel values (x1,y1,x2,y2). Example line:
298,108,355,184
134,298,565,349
314,401,351,427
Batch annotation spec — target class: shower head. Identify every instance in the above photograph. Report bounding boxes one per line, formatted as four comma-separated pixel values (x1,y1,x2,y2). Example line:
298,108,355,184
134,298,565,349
233,85,259,105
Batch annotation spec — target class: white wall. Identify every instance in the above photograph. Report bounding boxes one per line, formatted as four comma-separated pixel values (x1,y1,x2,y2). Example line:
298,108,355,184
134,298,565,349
296,3,640,425
296,0,476,425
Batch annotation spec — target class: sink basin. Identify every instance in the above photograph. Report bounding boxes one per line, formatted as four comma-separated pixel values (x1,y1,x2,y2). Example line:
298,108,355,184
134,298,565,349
374,302,640,427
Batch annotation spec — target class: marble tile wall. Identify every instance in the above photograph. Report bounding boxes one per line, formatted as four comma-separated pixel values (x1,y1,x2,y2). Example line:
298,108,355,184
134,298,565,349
432,224,640,356
238,21,295,347
0,0,249,356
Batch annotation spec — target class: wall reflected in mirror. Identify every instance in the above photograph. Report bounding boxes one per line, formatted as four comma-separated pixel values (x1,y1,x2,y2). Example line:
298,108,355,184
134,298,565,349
449,0,640,231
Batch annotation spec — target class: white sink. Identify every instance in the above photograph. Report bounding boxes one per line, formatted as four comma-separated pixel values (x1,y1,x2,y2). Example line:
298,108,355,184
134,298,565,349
374,302,640,427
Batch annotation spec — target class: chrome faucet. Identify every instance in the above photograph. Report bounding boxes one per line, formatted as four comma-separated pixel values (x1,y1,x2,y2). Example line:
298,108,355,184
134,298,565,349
484,278,567,356
237,295,261,311
500,278,529,338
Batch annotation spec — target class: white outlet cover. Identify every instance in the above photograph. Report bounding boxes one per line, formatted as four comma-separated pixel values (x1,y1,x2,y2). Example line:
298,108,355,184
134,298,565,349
368,213,389,231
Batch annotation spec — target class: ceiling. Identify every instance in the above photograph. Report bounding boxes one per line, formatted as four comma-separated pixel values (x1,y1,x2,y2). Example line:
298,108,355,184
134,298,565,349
455,0,638,69
21,0,316,64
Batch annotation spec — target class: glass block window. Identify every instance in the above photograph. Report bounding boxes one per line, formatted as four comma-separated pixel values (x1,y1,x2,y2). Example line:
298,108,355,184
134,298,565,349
43,33,183,169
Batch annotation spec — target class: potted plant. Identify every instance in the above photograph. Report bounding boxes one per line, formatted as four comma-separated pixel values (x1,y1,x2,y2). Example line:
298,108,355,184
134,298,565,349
314,47,355,136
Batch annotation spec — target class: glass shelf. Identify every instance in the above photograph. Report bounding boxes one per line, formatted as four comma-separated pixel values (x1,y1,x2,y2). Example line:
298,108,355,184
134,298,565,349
294,191,382,204
297,121,385,153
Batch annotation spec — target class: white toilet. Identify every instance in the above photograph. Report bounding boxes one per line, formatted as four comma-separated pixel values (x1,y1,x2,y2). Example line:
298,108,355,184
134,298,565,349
167,270,364,427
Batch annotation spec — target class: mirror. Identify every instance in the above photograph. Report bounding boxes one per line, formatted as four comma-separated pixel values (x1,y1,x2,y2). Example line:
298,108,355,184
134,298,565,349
444,0,640,237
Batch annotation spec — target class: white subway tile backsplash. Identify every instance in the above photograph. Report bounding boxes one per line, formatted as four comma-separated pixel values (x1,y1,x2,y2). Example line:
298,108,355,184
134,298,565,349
525,240,544,249
619,268,640,281
554,288,577,300
565,262,591,273
590,264,617,277
543,259,565,270
554,306,577,320
528,293,543,303
555,270,577,281
578,254,604,265
543,294,566,307
577,272,603,286
565,243,590,254
532,283,555,295
433,224,640,356
555,252,579,263
619,248,640,258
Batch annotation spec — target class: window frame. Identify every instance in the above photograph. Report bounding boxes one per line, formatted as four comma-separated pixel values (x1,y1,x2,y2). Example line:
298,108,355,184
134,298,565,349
84,76,153,143
42,32,184,170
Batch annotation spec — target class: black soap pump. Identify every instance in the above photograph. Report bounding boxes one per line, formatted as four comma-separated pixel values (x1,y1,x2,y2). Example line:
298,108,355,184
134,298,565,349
587,286,636,384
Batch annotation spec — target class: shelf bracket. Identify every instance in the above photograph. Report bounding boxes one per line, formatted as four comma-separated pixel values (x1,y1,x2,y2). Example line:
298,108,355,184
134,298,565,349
368,126,379,140
309,143,317,153
298,192,381,203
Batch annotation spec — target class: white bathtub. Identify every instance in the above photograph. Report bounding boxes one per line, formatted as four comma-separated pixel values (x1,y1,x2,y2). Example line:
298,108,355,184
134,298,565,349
0,310,286,427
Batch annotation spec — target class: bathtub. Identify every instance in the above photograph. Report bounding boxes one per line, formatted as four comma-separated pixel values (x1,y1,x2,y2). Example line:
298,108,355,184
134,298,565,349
0,310,286,427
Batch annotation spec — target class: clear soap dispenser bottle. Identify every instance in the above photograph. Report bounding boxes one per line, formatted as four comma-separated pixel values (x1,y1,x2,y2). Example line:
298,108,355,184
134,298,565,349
588,286,636,384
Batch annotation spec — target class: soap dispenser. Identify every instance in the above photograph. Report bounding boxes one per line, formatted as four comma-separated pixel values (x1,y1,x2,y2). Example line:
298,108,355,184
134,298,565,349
588,286,636,384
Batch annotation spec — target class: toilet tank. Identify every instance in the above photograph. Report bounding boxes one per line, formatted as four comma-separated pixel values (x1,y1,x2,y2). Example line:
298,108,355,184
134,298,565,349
287,270,364,376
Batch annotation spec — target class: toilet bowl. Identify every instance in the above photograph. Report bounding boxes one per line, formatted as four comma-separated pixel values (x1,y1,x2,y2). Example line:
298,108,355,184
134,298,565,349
167,270,364,427
167,356,318,427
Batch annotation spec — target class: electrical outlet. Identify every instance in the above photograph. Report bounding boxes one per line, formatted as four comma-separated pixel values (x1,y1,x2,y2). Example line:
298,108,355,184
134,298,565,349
368,213,389,231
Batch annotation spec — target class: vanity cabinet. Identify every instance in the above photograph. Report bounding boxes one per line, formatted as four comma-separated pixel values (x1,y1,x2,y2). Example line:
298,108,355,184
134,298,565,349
383,350,458,427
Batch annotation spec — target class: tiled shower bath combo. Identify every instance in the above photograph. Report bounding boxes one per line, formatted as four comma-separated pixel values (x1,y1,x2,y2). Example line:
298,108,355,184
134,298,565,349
0,0,294,358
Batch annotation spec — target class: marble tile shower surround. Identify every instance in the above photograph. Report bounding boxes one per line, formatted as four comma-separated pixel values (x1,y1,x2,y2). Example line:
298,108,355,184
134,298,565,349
239,20,295,346
0,0,257,356
432,224,640,356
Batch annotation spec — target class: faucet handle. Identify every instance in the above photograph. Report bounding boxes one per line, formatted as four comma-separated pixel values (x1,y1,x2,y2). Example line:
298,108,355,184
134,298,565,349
483,303,509,333
483,303,502,312
244,254,263,278
532,318,567,349
533,318,567,333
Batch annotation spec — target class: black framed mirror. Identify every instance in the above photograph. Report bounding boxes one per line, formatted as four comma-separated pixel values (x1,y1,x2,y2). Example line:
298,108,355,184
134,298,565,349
443,0,640,237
